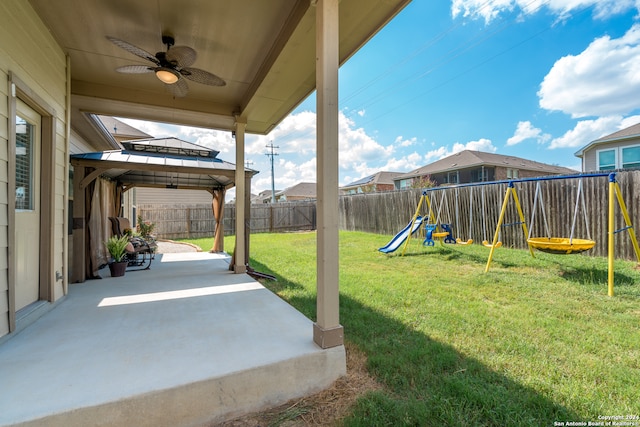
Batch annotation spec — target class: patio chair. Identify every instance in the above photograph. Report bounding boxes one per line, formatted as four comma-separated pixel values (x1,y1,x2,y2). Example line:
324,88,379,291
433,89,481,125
108,217,157,270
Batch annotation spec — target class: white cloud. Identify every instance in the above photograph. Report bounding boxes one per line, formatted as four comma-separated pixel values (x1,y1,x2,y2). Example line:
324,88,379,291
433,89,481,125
549,114,640,149
549,116,627,149
455,138,497,153
451,0,639,24
178,126,235,153
425,138,497,162
338,112,394,168
117,118,164,137
539,24,640,118
425,146,451,162
274,158,316,191
253,110,317,156
506,121,551,146
394,136,417,147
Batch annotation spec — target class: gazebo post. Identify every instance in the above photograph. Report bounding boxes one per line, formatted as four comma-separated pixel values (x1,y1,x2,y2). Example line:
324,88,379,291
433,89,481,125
313,0,344,349
211,187,225,253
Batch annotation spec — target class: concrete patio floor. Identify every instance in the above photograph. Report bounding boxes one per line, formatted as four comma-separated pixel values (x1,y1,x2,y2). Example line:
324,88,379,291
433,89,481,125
0,252,346,426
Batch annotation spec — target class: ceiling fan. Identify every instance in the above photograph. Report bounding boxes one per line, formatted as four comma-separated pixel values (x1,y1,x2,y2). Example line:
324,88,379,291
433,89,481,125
107,35,225,97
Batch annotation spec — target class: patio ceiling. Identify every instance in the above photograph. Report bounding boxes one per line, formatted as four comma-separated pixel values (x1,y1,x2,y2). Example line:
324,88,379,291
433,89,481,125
28,0,411,146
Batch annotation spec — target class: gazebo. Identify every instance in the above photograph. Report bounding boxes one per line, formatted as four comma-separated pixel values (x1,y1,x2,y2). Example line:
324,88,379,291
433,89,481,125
70,137,257,279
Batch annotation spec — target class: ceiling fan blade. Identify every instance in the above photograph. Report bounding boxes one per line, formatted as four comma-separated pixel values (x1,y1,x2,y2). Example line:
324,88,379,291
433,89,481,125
181,67,226,86
107,36,159,65
115,65,153,74
166,77,189,97
165,46,197,68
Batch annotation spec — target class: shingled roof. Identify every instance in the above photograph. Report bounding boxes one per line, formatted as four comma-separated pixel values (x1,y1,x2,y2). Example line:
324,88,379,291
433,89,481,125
397,150,576,179
341,171,403,189
276,182,316,199
575,122,640,157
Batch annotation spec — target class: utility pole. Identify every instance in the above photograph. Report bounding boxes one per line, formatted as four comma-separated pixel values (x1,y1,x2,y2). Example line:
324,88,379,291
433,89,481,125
265,141,279,203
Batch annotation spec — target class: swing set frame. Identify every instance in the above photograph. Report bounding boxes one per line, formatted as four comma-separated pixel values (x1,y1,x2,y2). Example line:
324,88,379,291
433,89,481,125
401,190,457,255
399,172,640,296
484,172,640,296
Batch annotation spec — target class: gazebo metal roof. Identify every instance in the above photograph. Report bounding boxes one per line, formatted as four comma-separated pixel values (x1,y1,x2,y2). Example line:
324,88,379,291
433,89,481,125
70,138,256,191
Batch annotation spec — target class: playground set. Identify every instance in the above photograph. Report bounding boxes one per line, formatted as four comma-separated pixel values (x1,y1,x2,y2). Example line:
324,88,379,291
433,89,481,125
379,172,640,296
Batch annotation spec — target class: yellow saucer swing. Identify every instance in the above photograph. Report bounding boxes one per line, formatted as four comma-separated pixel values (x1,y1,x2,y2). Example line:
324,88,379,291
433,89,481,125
484,173,640,297
526,179,596,255
526,237,595,254
484,178,597,276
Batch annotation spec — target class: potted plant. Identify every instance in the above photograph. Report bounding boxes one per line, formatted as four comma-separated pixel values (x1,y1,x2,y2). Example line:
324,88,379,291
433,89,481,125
136,215,156,240
105,235,129,277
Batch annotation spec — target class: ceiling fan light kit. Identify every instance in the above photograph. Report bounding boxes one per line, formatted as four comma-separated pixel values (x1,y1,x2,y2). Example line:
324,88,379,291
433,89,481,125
107,34,226,96
155,67,179,84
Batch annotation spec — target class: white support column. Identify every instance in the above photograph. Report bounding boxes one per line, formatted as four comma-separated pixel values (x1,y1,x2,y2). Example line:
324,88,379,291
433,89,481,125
234,120,247,274
313,0,343,349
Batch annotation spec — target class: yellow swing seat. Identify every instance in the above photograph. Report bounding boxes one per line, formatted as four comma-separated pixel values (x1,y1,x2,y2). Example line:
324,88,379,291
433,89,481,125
432,232,449,238
482,240,502,248
455,238,473,245
527,237,595,255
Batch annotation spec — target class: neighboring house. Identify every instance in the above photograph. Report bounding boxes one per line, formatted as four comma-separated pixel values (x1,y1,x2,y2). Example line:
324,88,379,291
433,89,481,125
574,122,640,172
275,182,316,201
394,150,577,189
252,190,280,203
137,187,214,206
98,116,152,144
341,171,403,194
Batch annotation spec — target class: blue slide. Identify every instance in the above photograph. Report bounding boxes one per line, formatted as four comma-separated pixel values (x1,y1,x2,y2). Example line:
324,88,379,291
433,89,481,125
378,216,424,253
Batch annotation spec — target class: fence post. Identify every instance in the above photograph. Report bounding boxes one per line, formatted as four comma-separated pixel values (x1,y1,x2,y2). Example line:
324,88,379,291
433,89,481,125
186,207,191,238
270,204,274,232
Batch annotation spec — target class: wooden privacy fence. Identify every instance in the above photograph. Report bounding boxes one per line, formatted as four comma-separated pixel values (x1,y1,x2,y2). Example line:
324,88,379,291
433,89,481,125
138,201,317,239
139,171,640,260
339,170,640,260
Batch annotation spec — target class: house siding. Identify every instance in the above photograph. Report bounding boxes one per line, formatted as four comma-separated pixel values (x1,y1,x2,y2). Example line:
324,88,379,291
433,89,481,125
136,188,213,206
493,167,555,181
375,184,395,192
583,137,640,172
0,0,69,338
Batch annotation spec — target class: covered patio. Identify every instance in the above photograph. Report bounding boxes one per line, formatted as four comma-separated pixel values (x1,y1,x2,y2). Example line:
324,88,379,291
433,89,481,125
0,251,344,426
0,0,411,425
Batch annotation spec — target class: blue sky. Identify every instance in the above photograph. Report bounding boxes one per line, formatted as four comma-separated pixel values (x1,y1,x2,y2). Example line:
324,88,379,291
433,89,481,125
121,0,640,198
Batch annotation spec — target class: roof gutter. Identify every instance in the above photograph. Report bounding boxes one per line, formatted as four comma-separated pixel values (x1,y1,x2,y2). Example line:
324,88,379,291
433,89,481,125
87,113,121,150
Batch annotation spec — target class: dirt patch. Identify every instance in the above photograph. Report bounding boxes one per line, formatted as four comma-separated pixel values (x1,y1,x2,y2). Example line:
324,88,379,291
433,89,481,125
216,342,381,426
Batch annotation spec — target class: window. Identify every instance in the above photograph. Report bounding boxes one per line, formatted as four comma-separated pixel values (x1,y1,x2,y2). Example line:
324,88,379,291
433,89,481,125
471,168,488,182
15,115,35,210
597,149,616,171
597,145,640,170
622,146,640,169
398,179,412,189
506,168,519,179
446,172,458,184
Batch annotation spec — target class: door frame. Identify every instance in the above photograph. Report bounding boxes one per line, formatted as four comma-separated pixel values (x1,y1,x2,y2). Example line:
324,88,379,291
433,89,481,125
7,73,56,332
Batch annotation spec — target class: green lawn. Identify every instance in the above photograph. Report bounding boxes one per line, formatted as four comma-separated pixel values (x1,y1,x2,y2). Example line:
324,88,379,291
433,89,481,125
182,231,640,426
